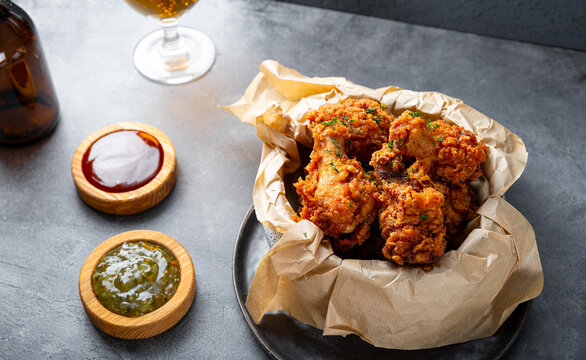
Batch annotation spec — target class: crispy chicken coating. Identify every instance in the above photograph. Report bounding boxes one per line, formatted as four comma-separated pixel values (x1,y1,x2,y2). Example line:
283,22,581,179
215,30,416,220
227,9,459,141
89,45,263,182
305,98,394,164
295,107,378,251
388,111,436,163
406,162,477,237
377,179,446,265
370,140,405,181
432,120,487,183
389,111,487,183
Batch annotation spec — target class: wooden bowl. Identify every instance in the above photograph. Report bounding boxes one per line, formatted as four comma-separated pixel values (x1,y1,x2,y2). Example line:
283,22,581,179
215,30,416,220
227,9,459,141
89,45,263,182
79,230,196,339
71,122,176,215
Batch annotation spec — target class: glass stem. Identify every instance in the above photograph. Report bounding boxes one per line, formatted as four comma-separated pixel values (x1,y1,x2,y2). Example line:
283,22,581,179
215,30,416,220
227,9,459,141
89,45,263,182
160,18,184,57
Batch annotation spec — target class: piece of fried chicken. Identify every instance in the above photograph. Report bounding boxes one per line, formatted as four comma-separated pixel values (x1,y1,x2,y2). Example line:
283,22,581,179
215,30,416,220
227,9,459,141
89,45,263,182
305,98,394,165
389,111,487,183
406,162,477,238
369,128,446,265
376,178,446,265
295,107,378,252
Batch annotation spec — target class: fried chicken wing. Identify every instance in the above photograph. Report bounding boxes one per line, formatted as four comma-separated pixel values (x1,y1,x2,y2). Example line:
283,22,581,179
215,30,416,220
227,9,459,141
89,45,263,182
432,120,487,183
305,98,394,164
295,109,378,251
388,111,436,163
377,180,446,265
389,111,487,183
406,162,477,238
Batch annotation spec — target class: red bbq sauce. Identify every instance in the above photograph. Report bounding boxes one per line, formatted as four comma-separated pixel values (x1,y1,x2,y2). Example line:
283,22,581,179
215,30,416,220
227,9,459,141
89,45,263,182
82,130,164,193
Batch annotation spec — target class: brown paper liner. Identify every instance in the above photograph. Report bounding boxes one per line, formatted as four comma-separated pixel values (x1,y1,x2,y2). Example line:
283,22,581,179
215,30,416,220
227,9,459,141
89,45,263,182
223,60,543,349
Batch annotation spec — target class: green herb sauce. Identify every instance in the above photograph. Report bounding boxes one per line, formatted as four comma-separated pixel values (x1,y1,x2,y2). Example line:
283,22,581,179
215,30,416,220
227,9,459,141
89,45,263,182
91,241,181,317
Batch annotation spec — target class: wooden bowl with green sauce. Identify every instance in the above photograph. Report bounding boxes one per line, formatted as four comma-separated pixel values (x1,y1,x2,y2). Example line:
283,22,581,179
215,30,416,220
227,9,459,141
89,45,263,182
79,230,195,339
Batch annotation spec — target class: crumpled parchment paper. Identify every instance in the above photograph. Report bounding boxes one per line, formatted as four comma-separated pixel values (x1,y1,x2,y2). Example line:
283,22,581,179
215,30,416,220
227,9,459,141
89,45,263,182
223,60,543,349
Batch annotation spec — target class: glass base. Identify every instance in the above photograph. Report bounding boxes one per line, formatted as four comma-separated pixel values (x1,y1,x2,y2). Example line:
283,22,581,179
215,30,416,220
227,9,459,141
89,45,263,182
133,26,215,85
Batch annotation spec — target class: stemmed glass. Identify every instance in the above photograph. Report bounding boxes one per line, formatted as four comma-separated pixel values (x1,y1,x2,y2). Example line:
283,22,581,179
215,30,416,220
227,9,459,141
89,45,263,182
124,0,215,85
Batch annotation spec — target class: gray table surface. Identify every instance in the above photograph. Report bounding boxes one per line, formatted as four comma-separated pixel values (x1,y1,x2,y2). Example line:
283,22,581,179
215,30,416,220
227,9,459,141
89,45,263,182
1,0,585,359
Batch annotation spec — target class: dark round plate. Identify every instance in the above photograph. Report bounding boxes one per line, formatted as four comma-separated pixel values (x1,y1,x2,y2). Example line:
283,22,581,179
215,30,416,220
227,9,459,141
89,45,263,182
233,206,531,360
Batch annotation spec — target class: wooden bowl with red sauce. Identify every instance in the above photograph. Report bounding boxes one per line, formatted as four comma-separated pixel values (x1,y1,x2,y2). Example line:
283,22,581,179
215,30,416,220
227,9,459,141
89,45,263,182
71,122,176,215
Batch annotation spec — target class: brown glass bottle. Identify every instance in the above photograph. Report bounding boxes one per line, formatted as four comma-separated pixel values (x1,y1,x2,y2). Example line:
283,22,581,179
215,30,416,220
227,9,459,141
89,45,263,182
0,0,59,146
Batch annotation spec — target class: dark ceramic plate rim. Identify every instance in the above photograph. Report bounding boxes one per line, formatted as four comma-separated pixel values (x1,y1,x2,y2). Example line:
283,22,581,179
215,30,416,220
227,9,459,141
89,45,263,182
232,205,531,360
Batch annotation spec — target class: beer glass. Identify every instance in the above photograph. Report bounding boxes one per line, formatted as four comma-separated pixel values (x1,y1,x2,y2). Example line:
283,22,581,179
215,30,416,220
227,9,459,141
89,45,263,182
124,0,215,85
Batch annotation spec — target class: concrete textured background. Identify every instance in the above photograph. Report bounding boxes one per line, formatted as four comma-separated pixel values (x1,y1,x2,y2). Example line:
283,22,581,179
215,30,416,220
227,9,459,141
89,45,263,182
275,0,586,51
0,0,585,359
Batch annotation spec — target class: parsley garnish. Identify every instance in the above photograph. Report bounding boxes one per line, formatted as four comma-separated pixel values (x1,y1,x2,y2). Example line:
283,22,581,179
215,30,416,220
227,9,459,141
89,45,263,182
320,119,338,127
426,119,440,147
381,104,387,110
420,214,428,222
348,203,354,210
330,137,344,157
303,232,308,238
366,107,376,114
409,111,421,117
330,162,339,173
387,140,394,149
373,115,382,124
437,136,444,141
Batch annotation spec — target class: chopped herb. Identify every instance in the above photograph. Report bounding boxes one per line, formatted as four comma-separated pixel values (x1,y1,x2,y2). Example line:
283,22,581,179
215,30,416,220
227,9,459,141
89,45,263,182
348,203,354,210
420,214,428,222
323,149,332,154
303,232,308,238
381,104,388,110
373,115,382,124
320,119,338,127
330,162,339,173
425,119,440,147
366,107,377,114
409,111,421,117
437,136,444,141
387,140,394,149
330,137,344,157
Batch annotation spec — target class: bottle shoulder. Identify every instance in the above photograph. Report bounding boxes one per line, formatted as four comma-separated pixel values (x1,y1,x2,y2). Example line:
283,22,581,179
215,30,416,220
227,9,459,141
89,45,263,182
0,1,36,41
